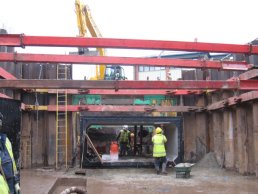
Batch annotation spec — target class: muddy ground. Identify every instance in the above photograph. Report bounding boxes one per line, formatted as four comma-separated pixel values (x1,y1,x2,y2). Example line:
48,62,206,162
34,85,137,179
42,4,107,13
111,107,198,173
21,166,258,194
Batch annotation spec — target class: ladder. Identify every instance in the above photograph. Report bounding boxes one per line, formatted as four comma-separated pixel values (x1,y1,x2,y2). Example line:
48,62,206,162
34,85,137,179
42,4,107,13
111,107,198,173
56,64,69,168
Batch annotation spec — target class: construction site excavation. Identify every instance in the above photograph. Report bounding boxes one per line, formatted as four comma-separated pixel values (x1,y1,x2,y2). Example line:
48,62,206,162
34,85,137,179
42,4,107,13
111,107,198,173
0,0,258,194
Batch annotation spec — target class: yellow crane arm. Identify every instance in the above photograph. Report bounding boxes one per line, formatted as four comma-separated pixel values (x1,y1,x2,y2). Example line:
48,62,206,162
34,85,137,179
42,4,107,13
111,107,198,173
75,0,86,37
83,4,105,80
83,5,102,38
75,0,106,80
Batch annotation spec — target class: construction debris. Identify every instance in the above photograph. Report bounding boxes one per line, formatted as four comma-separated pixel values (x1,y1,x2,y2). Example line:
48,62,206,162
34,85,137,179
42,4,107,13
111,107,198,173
195,152,220,168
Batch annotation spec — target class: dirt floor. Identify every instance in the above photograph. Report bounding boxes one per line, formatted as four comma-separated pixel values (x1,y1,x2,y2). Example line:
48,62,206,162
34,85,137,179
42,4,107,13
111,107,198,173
21,166,258,194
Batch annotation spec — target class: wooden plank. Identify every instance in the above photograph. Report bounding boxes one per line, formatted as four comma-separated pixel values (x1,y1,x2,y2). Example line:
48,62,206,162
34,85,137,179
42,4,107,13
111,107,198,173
236,106,248,174
223,111,234,169
212,112,224,167
253,102,258,177
85,134,103,164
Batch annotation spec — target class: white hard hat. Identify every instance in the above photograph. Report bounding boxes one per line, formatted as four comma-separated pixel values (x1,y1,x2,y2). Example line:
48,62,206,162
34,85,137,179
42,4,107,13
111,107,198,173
123,125,128,129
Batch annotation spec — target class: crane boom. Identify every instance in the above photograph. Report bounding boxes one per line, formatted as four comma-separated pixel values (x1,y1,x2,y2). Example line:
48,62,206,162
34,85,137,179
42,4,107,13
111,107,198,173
75,0,86,37
75,0,126,80
75,0,105,80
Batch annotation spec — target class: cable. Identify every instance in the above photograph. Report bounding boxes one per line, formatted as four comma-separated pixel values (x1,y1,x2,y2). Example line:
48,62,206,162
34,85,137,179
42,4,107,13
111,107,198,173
35,64,43,148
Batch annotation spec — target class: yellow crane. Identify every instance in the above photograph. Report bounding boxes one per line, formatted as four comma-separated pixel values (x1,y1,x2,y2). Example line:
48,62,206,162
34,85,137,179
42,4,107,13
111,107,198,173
75,0,126,80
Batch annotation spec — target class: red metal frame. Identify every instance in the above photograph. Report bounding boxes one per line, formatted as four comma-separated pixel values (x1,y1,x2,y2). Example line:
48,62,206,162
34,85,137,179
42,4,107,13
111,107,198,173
0,67,17,79
238,69,258,80
0,52,251,70
207,91,258,110
46,105,203,112
0,79,257,90
43,89,202,95
1,34,258,54
0,93,12,99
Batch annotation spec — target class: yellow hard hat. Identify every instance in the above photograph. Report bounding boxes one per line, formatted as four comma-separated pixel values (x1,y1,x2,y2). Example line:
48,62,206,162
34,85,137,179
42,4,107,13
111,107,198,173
156,127,162,134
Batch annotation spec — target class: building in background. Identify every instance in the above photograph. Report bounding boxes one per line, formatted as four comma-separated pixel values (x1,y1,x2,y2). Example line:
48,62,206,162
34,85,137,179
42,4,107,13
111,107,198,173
135,52,229,81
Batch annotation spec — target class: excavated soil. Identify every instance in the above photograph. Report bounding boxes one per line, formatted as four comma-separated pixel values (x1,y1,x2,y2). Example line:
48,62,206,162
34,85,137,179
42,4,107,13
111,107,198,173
195,152,220,168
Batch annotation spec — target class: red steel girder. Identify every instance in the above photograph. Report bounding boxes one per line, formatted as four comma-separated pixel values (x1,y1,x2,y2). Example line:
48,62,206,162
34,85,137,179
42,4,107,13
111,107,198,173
207,91,258,110
46,105,203,112
0,67,17,79
238,69,258,80
44,89,202,95
1,34,258,54
0,52,251,70
0,93,12,99
0,80,258,90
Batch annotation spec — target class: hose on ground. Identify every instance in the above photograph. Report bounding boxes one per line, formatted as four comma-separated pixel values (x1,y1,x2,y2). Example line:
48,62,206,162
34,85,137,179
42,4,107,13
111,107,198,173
60,187,87,194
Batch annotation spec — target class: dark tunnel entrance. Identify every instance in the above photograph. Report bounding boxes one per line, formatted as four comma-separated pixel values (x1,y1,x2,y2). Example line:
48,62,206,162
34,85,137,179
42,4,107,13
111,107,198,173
80,116,183,168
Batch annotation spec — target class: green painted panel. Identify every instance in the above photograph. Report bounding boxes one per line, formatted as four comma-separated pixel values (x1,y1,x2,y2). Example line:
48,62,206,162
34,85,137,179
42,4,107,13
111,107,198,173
134,99,152,105
144,95,165,101
134,95,177,106
72,95,101,105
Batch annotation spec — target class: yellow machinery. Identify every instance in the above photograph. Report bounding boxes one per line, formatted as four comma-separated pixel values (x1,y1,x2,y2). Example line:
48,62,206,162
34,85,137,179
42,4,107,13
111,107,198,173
75,0,126,80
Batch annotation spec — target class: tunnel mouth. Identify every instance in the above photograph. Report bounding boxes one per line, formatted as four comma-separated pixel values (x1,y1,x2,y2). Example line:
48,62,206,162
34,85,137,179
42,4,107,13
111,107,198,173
80,116,183,168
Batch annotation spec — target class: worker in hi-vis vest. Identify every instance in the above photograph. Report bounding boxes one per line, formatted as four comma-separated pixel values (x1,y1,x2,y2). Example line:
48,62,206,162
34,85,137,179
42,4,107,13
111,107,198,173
116,125,131,156
0,112,20,194
152,127,168,175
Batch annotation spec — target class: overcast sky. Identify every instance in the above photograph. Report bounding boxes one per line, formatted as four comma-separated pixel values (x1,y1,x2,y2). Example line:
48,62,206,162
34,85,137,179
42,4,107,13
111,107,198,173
1,0,258,79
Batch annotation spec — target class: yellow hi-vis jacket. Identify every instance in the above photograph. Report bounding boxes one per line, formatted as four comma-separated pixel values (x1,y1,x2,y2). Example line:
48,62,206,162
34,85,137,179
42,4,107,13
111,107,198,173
0,136,18,194
152,134,167,157
5,137,18,177
0,174,9,194
119,130,129,143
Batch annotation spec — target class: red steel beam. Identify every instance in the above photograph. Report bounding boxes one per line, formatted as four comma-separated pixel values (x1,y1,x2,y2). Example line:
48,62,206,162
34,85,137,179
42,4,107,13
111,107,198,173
32,68,258,95
207,91,258,110
0,79,258,90
1,34,258,54
43,89,202,95
0,52,251,70
0,67,17,79
0,93,12,99
238,69,258,80
45,105,203,112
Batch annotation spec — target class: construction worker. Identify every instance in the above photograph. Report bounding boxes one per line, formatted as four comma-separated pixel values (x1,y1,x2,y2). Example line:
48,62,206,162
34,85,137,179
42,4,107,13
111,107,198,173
152,127,168,175
0,112,20,194
116,125,130,156
129,131,135,155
